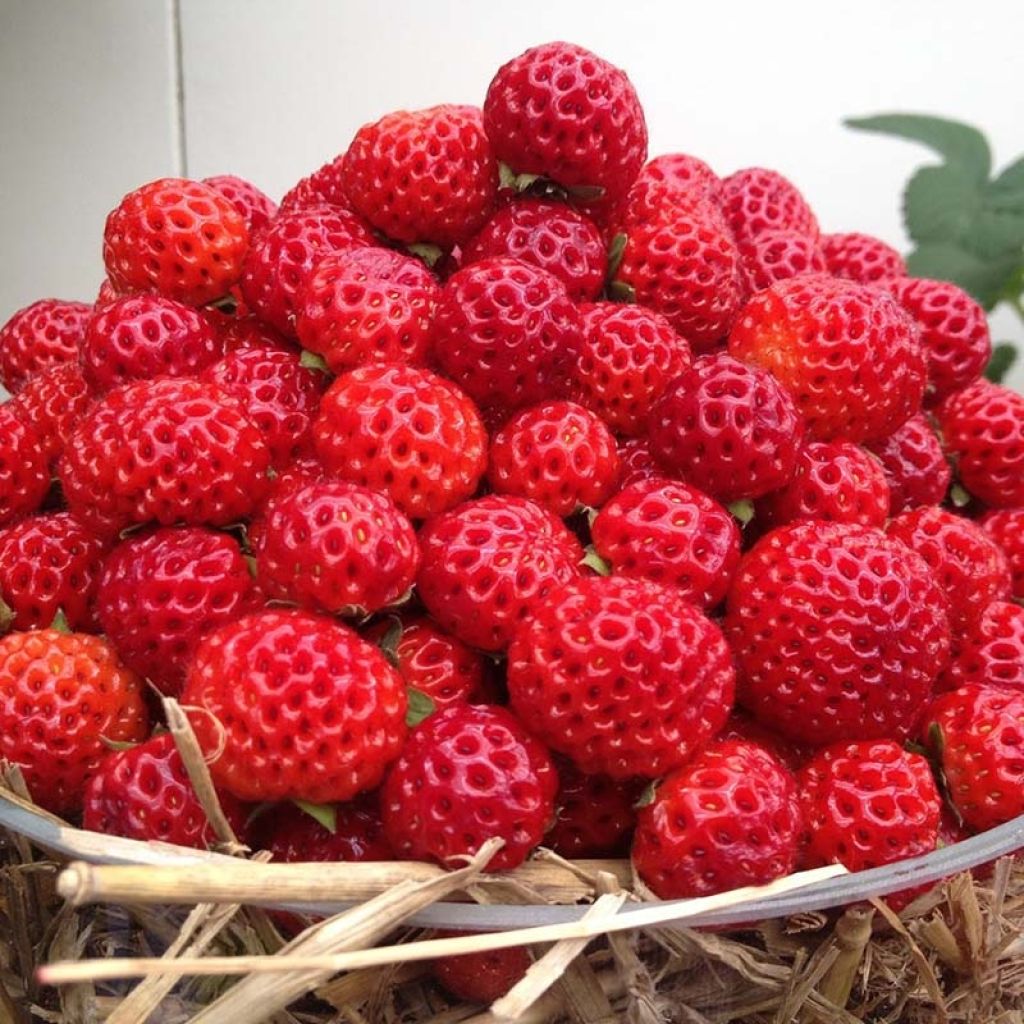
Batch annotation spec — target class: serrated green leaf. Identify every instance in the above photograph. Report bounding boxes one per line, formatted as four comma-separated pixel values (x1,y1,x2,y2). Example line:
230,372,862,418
963,206,1024,260
292,799,337,834
985,343,1019,384
902,165,980,245
406,687,435,727
845,113,991,182
905,243,1018,310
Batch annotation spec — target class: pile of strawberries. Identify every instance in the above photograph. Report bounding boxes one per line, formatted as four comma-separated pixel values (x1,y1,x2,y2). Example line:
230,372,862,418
1,39,1023,999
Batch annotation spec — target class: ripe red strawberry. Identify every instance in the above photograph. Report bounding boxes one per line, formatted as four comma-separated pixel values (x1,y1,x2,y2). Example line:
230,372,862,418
314,363,486,520
96,526,261,697
0,513,106,632
95,279,122,308
922,684,1024,832
381,704,556,871
719,167,819,243
255,481,419,616
103,178,249,306
364,615,492,713
614,205,744,351
279,154,350,214
979,509,1024,599
431,257,581,415
864,414,951,514
616,436,665,488
0,406,48,529
246,454,325,554
343,105,498,247
613,153,719,229
296,247,440,372
648,353,804,502
726,521,951,745
935,380,1024,508
488,401,620,516
717,711,811,773
60,378,270,538
184,609,407,803
729,274,925,442
757,441,890,529
887,506,1011,634
9,363,92,469
81,294,224,393
0,299,91,393
417,495,584,652
737,229,826,293
591,478,740,608
217,314,294,354
798,740,940,873
888,277,990,402
939,601,1024,694
546,761,641,858
202,174,278,235
0,628,148,813
83,733,248,849
576,303,691,437
507,576,734,779
432,938,531,1005
633,739,802,899
202,347,326,467
250,795,393,862
461,199,607,301
821,232,906,284
239,206,375,337
483,42,647,204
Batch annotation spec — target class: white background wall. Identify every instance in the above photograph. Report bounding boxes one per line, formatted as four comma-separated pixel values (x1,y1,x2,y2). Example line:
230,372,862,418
2,0,1022,390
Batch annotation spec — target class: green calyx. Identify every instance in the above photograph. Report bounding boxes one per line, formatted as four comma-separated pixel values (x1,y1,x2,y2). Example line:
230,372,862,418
292,799,337,834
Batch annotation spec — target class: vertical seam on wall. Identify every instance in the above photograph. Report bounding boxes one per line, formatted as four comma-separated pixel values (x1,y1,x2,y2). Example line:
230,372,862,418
171,0,188,176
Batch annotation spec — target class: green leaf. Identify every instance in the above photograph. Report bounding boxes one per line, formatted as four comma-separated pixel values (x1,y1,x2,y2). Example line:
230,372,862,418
292,799,337,834
608,280,636,304
606,233,627,280
905,243,1018,310
985,342,1019,384
515,172,543,192
100,736,138,752
50,608,70,633
949,482,972,508
377,616,403,669
845,113,992,182
406,687,435,728
299,350,330,373
727,499,756,526
991,154,1024,193
580,546,611,576
407,243,443,268
926,721,945,758
634,781,658,809
499,162,518,190
902,165,980,246
243,554,258,579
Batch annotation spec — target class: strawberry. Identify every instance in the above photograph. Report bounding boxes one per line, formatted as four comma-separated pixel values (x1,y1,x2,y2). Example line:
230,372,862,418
546,761,641,858
719,167,819,243
726,521,951,745
648,353,804,502
255,481,419,616
184,609,407,803
96,526,261,697
821,232,906,284
737,229,826,294
279,155,350,214
757,441,890,529
717,711,811,773
9,363,91,469
576,302,691,437
488,401,620,516
217,314,294,354
95,279,122,308
432,938,531,1005
246,454,325,554
363,615,493,713
202,347,326,467
60,378,271,538
0,406,48,529
935,379,1024,508
314,363,486,520
483,42,647,204
296,247,440,372
83,733,248,849
381,704,557,871
0,298,91,393
239,206,375,337
614,204,744,351
616,436,665,488
0,628,148,813
416,495,583,652
591,478,741,608
81,294,224,394
633,739,802,899
864,414,951,514
922,684,1024,832
939,601,1024,694
729,274,925,443
613,153,720,229
979,509,1024,599
0,513,106,633
507,575,735,779
202,174,277,235
342,105,498,247
886,506,1011,634
431,257,581,416
461,199,607,302
103,178,249,306
250,795,393,862
798,740,940,873
888,277,990,402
